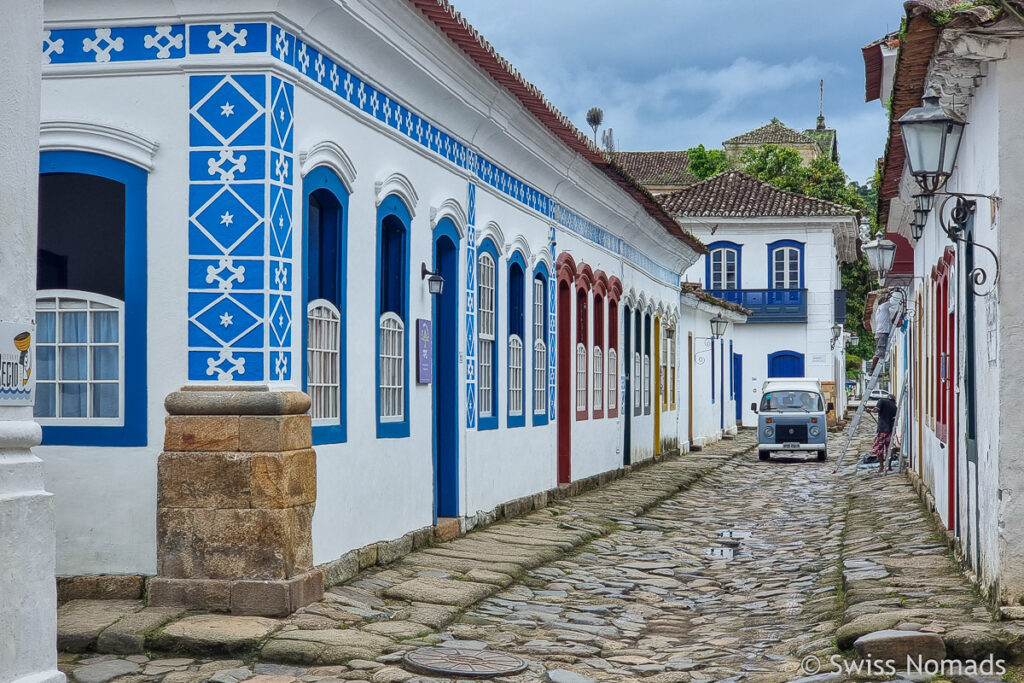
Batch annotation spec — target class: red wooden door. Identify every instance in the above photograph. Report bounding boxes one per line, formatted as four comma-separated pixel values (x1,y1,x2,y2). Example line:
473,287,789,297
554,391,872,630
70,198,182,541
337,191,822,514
557,280,572,483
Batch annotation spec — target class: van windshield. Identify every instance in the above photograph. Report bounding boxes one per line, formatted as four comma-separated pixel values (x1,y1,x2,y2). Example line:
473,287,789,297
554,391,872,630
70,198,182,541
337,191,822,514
760,390,822,412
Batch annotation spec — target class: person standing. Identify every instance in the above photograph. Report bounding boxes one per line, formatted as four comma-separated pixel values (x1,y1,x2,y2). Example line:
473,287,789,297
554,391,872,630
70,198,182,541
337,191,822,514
871,294,892,372
873,392,898,473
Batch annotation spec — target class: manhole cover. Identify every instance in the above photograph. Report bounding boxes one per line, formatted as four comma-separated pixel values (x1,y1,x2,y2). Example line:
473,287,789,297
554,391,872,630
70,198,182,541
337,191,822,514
403,647,529,678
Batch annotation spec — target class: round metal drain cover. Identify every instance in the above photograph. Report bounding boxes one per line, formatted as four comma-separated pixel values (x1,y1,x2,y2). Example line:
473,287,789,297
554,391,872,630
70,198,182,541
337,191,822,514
403,647,529,678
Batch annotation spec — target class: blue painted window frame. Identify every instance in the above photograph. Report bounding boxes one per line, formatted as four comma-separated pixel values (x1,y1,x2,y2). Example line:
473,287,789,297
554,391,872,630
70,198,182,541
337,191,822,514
477,237,500,431
375,194,411,439
37,151,147,447
507,251,526,428
706,240,742,290
767,239,805,289
531,263,549,426
302,166,348,445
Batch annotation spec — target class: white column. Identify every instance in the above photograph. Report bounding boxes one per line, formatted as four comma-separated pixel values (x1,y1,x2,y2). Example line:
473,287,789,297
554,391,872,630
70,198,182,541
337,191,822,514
0,0,65,681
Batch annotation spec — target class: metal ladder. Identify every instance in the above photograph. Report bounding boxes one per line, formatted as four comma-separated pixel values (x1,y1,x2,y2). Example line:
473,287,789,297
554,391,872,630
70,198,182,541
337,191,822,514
832,298,905,473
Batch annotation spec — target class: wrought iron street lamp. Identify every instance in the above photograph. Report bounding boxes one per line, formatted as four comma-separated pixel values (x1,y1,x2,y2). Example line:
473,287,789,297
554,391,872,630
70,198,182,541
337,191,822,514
897,92,966,195
420,262,444,295
913,193,935,213
910,209,928,241
709,314,728,340
862,238,897,283
830,323,843,349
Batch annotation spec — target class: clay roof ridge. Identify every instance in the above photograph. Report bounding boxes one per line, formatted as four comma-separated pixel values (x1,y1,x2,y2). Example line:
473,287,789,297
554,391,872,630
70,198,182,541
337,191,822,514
406,0,705,255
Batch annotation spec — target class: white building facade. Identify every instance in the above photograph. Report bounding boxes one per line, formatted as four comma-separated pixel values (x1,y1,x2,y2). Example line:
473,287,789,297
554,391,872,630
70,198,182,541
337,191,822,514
32,0,747,583
665,172,858,428
869,1,1024,605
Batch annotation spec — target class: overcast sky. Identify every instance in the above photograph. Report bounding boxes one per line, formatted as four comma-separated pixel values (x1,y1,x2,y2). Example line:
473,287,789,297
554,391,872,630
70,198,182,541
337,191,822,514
451,1,900,185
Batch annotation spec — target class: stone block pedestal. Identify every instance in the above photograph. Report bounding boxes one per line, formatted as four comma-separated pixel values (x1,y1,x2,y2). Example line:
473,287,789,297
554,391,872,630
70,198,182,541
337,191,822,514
150,386,323,616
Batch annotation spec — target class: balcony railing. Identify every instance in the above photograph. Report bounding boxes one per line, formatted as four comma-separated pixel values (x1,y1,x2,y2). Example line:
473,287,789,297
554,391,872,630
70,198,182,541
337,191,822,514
707,288,807,323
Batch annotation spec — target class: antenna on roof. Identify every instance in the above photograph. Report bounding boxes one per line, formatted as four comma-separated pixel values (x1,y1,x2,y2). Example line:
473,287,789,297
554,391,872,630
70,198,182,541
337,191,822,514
817,79,826,130
601,127,616,154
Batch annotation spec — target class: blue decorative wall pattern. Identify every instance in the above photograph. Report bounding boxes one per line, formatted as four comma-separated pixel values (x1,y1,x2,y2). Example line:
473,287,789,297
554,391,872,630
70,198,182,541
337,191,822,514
46,19,686,385
466,183,477,429
187,73,294,382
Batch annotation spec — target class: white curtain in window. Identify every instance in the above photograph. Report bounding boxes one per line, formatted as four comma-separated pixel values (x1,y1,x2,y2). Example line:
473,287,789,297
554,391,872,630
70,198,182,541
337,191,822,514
509,335,523,416
643,354,651,410
379,312,404,421
607,348,617,411
633,351,641,410
307,300,341,423
575,342,587,412
592,346,603,411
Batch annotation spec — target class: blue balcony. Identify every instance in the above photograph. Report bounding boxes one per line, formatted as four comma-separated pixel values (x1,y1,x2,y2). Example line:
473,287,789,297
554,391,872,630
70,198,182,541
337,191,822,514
707,289,807,323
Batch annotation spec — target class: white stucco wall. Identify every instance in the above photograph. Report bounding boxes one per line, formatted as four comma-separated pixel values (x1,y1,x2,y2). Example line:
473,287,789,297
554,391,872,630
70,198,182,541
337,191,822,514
37,0,703,575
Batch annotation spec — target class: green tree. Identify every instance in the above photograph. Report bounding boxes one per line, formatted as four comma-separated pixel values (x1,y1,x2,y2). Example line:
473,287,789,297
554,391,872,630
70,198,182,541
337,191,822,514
686,144,732,180
739,144,807,192
737,145,877,378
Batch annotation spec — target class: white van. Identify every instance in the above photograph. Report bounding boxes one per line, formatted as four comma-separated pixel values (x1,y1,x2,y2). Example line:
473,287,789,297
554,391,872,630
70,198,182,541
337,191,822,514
752,378,832,461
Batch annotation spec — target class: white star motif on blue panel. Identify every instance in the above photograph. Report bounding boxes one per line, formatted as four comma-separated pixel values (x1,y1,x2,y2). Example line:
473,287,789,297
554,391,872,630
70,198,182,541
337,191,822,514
219,312,233,327
220,102,235,117
220,211,234,226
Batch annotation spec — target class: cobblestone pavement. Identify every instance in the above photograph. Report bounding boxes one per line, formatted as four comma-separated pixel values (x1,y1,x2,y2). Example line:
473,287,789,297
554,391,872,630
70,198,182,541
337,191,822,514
58,422,1024,683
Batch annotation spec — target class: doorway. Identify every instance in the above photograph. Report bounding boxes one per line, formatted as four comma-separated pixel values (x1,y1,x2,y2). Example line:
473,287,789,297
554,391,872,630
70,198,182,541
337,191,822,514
733,353,743,423
432,229,459,520
768,350,804,378
557,280,572,483
623,305,632,465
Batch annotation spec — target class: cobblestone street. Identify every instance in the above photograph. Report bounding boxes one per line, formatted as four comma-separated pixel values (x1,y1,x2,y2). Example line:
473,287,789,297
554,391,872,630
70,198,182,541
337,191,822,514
57,423,1024,683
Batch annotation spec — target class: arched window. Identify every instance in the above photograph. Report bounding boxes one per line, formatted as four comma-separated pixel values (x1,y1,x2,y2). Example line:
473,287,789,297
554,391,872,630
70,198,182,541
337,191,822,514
477,239,499,430
660,322,669,407
35,151,147,446
633,308,642,416
669,320,677,409
592,293,604,419
507,252,525,427
643,313,652,415
376,195,410,437
532,267,548,425
303,166,348,443
607,347,618,413
768,240,804,290
575,287,589,419
706,241,741,291
576,343,587,412
607,298,619,417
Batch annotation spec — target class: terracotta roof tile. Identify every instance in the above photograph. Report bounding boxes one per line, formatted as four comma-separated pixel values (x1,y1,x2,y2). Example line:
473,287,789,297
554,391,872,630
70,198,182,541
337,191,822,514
612,151,698,187
723,121,817,147
406,0,704,254
680,281,752,316
660,171,856,218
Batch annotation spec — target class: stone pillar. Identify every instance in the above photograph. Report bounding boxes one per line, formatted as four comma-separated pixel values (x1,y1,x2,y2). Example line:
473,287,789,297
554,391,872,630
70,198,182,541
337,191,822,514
0,0,66,681
149,386,323,617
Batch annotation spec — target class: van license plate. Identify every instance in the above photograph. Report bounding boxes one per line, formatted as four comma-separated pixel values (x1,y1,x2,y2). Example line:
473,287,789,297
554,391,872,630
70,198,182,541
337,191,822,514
782,442,800,449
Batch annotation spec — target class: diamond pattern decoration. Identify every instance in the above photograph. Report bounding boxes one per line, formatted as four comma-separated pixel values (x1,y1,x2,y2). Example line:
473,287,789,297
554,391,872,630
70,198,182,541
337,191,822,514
189,183,264,256
191,75,265,147
190,292,263,348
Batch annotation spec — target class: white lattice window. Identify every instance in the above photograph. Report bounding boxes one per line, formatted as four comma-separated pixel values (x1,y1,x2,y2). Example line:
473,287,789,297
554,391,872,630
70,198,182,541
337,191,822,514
644,354,651,410
670,334,677,407
607,348,617,411
509,335,523,416
576,342,587,412
307,299,341,424
533,339,546,414
773,247,801,289
34,291,123,424
592,346,603,411
633,351,641,410
478,253,495,417
533,278,544,342
378,312,404,422
661,328,669,405
710,248,738,290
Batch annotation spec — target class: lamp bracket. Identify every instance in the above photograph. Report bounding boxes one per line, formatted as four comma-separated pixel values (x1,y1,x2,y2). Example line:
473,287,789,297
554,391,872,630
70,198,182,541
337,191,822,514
935,195,1000,296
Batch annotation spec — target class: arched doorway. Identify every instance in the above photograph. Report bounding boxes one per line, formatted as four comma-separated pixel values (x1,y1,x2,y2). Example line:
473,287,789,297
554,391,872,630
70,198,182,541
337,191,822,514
432,223,460,519
768,350,804,378
557,279,572,483
622,304,632,465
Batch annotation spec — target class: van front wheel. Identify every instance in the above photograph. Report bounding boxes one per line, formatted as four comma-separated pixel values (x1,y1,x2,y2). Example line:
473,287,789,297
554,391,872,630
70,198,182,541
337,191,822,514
816,450,827,461
758,451,770,461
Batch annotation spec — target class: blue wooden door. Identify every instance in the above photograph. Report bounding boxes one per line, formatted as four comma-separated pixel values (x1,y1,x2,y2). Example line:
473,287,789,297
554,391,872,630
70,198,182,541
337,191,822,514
733,353,743,421
433,230,459,520
768,350,804,378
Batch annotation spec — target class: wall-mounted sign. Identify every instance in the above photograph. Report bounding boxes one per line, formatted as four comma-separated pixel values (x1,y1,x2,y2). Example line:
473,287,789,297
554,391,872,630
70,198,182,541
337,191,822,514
417,318,432,384
811,353,828,365
0,322,35,406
